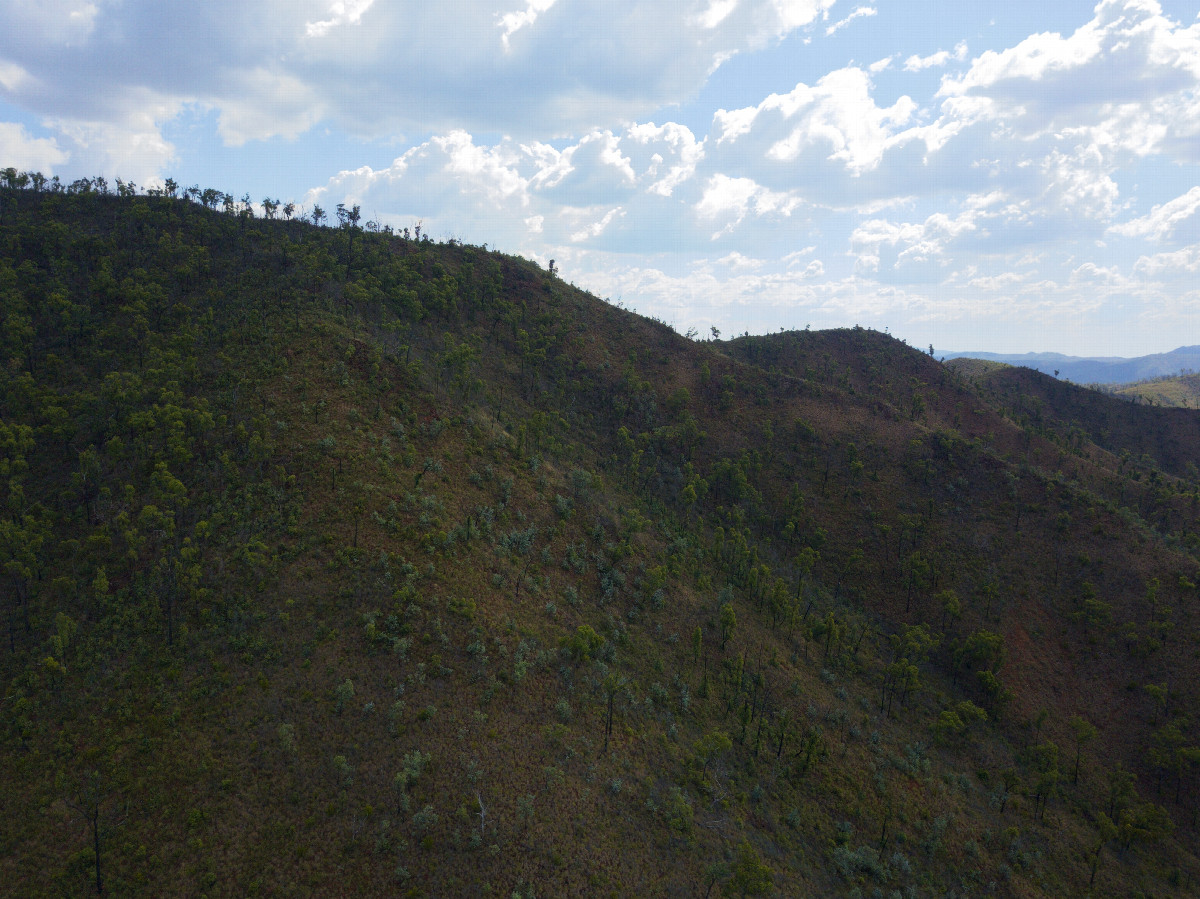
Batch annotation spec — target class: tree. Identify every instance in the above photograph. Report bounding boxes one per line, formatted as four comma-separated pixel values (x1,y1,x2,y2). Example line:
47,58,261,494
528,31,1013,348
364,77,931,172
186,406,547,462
1030,741,1060,822
63,766,125,895
601,672,626,753
719,601,736,652
731,839,772,896
1068,715,1098,785
1117,802,1173,849
336,202,362,278
693,729,731,777
938,588,961,632
954,630,1005,681
1144,682,1168,724
561,624,603,663
702,860,730,899
1088,812,1118,891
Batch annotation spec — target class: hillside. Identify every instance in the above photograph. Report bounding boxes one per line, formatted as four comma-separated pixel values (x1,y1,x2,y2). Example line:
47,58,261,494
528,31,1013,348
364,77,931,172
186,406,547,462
1103,374,1200,409
946,357,1200,482
1,178,1199,897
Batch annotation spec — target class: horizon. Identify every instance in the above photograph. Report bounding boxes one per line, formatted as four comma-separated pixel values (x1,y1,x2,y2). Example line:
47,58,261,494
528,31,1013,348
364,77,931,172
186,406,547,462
3,0,1200,356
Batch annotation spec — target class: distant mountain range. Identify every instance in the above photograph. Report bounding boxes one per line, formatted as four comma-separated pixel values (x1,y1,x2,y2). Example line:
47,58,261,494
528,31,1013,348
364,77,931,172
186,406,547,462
942,345,1200,384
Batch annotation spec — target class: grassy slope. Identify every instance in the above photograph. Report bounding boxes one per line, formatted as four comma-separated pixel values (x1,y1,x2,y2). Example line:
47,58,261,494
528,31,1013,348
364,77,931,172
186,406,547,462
1,187,1198,897
1104,374,1200,410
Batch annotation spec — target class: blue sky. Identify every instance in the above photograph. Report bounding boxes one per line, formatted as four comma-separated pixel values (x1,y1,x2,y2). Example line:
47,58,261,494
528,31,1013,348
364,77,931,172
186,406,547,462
3,1,1200,355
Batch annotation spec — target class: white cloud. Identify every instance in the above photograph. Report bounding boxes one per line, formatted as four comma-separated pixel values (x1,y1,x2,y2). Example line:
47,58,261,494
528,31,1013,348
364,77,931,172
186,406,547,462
696,174,803,237
904,42,968,71
1110,186,1200,240
770,0,839,34
716,250,763,269
306,0,377,38
0,59,30,91
570,207,625,242
825,6,876,37
699,0,739,30
850,204,988,278
1134,243,1200,276
625,122,705,197
46,92,181,183
939,0,1200,160
0,0,846,164
0,122,68,172
214,69,326,146
497,0,558,49
782,246,816,266
1069,261,1127,285
713,67,918,176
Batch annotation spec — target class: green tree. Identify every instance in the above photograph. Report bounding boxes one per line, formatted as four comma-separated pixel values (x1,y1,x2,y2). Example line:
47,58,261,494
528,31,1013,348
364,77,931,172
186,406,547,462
1068,715,1098,785
730,839,772,896
719,601,736,651
693,730,732,777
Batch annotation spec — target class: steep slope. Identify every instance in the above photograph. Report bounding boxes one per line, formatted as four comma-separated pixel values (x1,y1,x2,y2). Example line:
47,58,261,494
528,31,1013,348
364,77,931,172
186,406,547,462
946,356,1200,481
1,182,1198,897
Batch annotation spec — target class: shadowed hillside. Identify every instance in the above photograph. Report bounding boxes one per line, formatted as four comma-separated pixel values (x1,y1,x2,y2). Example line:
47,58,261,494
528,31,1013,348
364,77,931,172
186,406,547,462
946,357,1200,481
2,176,1199,897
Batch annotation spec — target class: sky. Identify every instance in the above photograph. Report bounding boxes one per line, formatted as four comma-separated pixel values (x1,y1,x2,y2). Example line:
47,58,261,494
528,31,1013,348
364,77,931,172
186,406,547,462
3,1,1200,356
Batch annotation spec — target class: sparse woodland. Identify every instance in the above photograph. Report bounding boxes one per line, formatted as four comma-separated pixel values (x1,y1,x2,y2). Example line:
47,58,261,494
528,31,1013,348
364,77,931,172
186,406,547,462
1,170,1198,897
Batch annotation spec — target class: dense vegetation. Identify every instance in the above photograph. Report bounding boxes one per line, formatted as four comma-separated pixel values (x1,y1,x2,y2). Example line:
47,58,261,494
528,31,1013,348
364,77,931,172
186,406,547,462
2,171,1198,897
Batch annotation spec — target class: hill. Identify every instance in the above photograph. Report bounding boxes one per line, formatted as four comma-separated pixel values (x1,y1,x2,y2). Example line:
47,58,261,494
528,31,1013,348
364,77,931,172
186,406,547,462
1102,373,1200,409
1,176,1199,897
943,347,1200,385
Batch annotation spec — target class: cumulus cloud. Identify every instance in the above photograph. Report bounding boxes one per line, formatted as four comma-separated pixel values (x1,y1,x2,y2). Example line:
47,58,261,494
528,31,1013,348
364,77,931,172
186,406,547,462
214,69,326,146
45,91,182,184
303,124,710,253
695,174,803,237
497,0,558,49
716,251,764,269
1134,243,1200,276
570,207,625,242
903,42,968,71
1110,186,1200,240
712,67,918,177
0,59,30,92
938,0,1200,158
0,122,68,172
0,0,842,177
305,0,377,38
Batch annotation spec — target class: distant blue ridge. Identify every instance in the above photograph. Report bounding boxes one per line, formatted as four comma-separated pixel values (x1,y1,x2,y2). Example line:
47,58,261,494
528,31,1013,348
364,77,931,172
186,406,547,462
939,346,1200,385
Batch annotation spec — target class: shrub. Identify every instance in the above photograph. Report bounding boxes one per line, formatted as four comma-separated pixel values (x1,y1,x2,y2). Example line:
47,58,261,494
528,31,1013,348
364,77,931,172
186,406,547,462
333,679,355,713
663,786,693,834
410,804,438,834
